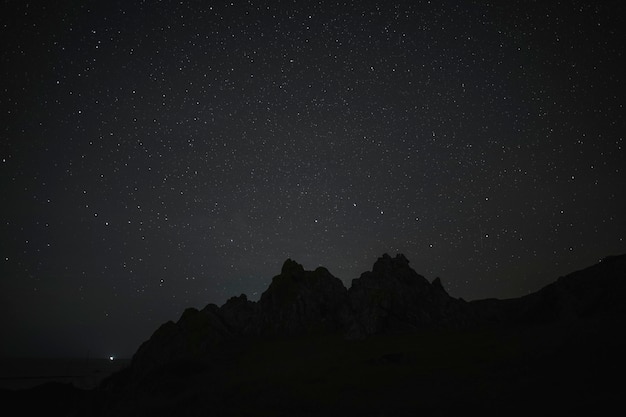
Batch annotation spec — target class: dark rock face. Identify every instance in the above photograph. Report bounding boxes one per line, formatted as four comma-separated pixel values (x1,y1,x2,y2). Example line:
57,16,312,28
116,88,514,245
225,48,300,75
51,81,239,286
345,254,467,338
256,259,348,335
219,294,257,335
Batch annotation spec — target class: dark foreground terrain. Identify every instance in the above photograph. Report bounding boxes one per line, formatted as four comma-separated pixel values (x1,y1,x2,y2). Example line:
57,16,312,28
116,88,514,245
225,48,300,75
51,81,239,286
0,357,131,390
3,254,625,416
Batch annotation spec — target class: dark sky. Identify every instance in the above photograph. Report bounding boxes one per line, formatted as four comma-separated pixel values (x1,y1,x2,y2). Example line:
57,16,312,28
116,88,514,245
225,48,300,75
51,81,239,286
1,0,625,358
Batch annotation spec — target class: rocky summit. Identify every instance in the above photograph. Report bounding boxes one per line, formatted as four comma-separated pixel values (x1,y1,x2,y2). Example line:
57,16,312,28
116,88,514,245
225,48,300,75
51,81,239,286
344,253,468,337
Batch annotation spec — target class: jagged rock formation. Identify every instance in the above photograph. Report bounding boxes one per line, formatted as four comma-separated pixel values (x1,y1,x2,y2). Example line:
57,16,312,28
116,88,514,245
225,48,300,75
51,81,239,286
344,254,468,337
131,258,350,378
219,293,257,334
130,253,626,381
255,259,348,335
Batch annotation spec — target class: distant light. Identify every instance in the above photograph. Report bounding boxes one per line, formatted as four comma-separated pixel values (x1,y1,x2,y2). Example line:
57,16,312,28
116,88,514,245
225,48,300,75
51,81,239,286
109,356,115,361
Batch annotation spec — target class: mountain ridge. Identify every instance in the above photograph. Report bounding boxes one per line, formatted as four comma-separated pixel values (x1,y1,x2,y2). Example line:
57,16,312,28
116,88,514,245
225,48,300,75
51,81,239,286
4,253,625,416
128,253,626,381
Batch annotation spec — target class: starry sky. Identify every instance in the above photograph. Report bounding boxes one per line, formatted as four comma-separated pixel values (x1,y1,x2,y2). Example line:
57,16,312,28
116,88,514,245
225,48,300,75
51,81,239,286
1,0,625,358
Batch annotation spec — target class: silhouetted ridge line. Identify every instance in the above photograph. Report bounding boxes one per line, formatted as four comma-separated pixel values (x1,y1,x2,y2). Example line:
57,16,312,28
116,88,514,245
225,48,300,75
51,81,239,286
127,253,626,381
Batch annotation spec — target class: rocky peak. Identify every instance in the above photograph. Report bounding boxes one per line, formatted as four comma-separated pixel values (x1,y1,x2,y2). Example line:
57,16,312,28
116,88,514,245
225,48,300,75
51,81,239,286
352,253,431,291
257,258,348,335
219,294,257,334
372,253,410,273
345,254,464,337
281,258,305,276
431,277,446,294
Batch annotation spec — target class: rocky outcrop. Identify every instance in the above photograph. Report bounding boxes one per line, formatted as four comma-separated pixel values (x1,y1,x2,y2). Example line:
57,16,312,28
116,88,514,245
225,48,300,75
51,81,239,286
344,254,468,338
219,294,257,335
255,259,348,335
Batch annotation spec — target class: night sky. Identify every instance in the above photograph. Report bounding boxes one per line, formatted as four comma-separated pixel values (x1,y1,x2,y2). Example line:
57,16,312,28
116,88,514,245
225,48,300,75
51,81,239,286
1,1,625,358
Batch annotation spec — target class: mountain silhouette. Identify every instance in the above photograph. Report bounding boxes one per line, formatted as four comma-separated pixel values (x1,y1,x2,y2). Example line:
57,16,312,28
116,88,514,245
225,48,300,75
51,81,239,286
128,253,626,382
3,254,626,416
